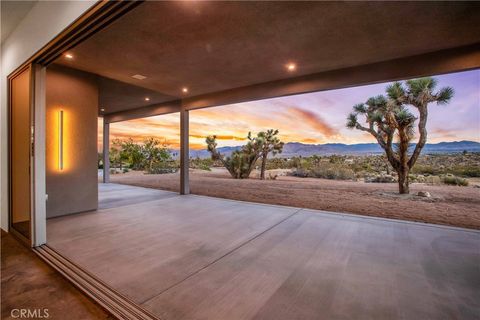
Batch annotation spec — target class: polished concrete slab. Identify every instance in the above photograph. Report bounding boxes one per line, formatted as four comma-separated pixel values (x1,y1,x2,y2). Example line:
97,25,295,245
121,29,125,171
48,184,298,303
98,182,178,209
47,183,480,320
146,210,480,320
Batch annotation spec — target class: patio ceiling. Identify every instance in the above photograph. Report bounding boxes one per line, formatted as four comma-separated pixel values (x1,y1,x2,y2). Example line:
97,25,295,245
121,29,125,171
54,1,480,114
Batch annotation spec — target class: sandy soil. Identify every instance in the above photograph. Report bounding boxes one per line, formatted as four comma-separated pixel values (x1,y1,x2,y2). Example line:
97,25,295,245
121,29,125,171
110,168,480,230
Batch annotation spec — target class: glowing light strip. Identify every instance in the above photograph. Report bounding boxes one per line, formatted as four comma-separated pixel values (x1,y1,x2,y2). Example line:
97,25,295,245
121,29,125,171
58,110,64,170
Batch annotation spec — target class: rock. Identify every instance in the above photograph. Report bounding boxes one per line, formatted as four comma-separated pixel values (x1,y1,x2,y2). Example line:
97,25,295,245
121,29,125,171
417,191,431,198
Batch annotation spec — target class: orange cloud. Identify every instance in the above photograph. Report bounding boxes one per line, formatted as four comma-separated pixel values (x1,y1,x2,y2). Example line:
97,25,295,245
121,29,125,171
190,142,207,150
190,134,247,141
287,107,337,137
300,138,319,144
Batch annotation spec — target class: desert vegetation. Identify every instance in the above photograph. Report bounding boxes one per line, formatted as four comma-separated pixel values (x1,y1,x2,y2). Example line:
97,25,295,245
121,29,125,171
285,152,479,187
206,130,284,179
347,77,454,194
102,136,479,189
107,137,178,174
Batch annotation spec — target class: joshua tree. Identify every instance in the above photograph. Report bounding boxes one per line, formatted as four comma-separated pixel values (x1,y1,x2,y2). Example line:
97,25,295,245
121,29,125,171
206,134,262,179
347,77,453,194
255,129,284,180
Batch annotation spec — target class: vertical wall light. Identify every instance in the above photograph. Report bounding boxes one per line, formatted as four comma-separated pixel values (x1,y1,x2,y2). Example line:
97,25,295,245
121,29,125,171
58,110,64,170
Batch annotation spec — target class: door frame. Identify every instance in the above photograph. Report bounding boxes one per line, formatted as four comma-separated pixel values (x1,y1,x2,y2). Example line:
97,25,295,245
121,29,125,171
6,1,141,247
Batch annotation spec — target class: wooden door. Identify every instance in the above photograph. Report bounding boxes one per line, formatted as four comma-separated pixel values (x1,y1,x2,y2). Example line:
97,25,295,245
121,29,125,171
9,66,33,241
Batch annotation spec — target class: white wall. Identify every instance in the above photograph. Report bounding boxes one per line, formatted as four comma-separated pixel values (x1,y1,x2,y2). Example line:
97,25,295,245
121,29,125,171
1,1,95,231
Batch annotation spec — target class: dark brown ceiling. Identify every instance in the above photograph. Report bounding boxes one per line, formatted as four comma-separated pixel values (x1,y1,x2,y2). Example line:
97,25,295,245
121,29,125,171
56,1,480,114
98,77,175,112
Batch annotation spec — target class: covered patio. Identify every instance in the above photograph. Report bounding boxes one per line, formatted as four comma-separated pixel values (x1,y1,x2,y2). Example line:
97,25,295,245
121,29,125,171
25,2,480,319
46,183,480,320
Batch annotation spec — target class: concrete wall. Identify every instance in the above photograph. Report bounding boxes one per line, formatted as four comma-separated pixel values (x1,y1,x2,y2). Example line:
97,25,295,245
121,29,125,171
45,65,98,218
1,1,95,230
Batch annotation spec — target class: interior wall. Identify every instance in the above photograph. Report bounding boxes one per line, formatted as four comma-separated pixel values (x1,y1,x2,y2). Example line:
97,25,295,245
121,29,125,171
0,1,95,230
45,65,98,218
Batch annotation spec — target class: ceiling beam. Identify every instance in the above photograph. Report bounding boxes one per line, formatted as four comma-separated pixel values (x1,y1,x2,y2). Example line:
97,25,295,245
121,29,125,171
104,43,479,123
183,43,480,111
104,100,181,123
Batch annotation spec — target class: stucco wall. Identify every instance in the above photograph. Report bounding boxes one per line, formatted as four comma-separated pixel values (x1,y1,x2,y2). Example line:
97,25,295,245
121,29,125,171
45,65,98,218
1,1,95,230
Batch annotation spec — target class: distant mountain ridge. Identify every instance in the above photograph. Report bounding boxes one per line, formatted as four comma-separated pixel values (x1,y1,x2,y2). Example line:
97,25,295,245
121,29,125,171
188,140,480,158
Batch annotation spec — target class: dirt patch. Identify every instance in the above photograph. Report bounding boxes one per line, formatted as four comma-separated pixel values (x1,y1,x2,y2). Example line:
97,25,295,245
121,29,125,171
110,168,480,230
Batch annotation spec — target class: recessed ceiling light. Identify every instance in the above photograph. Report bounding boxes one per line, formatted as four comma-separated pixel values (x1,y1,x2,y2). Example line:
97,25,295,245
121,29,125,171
132,74,147,80
182,87,189,93
100,108,105,112
145,97,150,101
65,53,74,59
286,63,296,71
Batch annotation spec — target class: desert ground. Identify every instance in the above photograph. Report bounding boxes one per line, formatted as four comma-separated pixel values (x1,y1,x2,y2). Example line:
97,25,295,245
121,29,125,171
108,168,480,230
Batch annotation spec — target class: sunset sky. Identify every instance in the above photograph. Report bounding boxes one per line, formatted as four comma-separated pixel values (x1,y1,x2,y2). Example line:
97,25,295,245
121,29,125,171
100,70,479,151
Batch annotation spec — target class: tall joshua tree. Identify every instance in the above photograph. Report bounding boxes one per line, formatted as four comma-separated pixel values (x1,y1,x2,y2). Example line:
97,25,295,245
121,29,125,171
347,77,453,194
256,129,284,180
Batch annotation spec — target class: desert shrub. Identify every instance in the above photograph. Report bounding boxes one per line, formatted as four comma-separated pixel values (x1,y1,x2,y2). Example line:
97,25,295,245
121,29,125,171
123,168,129,173
290,167,309,178
450,166,480,178
361,162,373,172
190,157,212,171
290,163,355,180
146,160,179,174
424,175,441,185
311,164,355,180
411,165,439,176
265,158,293,170
442,175,469,186
328,155,345,164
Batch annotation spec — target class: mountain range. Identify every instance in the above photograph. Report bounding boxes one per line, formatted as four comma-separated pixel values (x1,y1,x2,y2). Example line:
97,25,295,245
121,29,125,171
188,140,480,158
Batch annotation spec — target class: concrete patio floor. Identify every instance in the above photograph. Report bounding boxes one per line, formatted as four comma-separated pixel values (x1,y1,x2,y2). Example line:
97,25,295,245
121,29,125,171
47,183,480,320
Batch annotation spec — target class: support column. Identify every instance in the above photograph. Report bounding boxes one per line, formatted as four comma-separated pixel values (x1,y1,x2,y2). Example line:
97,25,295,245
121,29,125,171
102,118,110,183
180,108,189,194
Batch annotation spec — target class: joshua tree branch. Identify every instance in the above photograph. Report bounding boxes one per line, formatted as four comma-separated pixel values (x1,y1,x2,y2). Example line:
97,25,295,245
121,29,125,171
355,122,399,169
408,106,428,168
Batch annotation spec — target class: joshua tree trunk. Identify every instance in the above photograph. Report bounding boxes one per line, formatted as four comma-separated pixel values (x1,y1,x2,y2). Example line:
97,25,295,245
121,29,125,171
397,127,411,194
397,166,410,194
260,151,268,180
